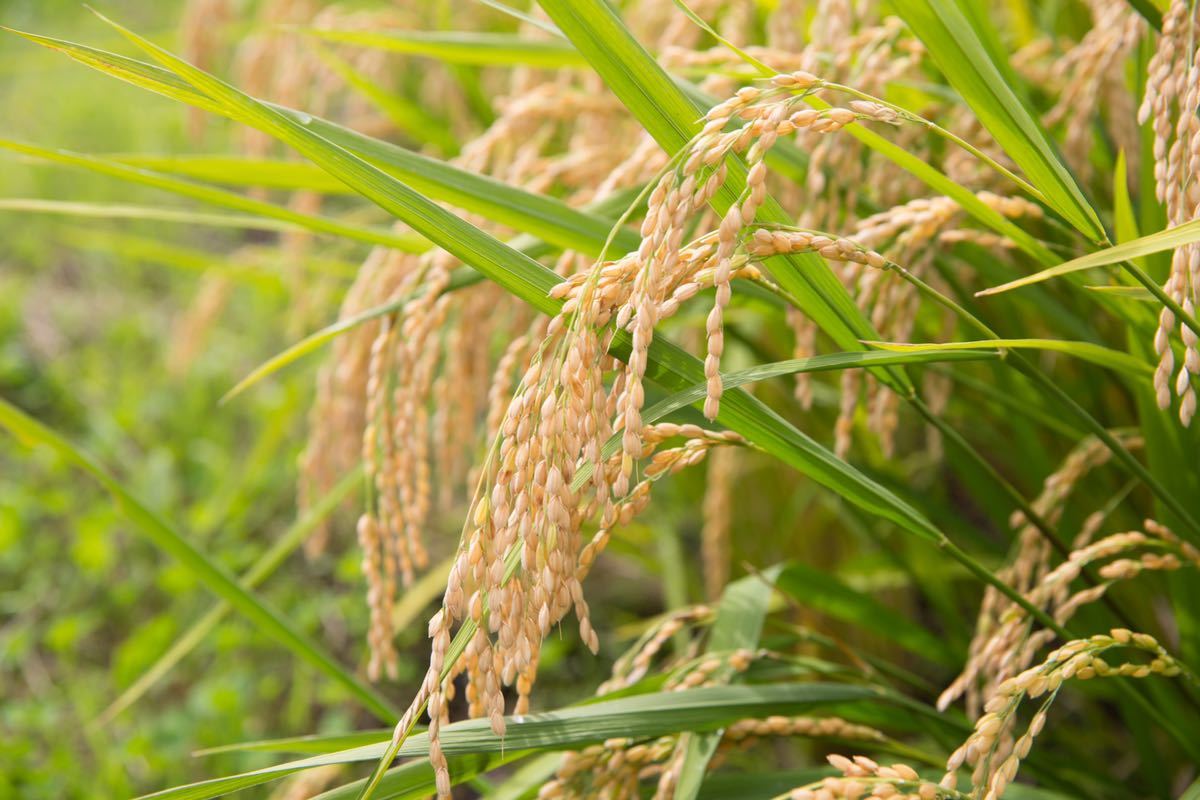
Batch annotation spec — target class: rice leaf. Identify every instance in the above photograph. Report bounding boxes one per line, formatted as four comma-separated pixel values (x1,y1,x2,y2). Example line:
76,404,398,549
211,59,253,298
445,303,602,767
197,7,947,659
112,155,353,193
137,683,887,800
311,752,528,800
863,338,1154,378
978,218,1200,297
0,139,428,252
0,198,311,233
195,730,391,757
296,28,586,68
309,42,459,155
674,568,781,800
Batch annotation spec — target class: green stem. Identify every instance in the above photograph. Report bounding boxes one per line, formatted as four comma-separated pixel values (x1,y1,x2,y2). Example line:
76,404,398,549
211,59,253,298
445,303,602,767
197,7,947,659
1119,257,1200,339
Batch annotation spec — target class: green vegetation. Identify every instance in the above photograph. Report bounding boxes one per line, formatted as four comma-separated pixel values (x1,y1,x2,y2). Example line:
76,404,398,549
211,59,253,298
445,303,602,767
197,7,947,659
2,1,1199,798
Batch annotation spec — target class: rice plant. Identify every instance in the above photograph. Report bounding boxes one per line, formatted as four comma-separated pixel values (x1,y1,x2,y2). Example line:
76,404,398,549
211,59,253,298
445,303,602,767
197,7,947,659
3,0,1200,798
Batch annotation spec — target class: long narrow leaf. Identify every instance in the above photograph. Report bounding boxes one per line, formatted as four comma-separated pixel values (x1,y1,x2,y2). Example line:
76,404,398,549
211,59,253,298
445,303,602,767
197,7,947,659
0,198,310,233
979,218,1200,297
0,139,427,252
675,568,781,800
298,28,586,68
138,683,886,800
865,338,1154,379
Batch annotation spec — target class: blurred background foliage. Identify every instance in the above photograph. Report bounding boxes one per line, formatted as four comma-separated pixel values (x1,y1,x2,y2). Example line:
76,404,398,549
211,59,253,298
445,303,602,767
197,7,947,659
2,3,374,795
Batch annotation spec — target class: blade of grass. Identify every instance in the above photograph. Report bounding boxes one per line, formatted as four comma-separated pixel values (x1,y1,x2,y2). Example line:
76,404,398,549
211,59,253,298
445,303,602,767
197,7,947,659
674,567,781,800
312,752,527,800
0,198,311,233
113,154,353,193
309,41,459,155
138,683,888,800
473,0,563,35
0,398,398,722
0,139,428,253
296,28,586,68
196,730,391,757
978,215,1200,333
864,338,1154,379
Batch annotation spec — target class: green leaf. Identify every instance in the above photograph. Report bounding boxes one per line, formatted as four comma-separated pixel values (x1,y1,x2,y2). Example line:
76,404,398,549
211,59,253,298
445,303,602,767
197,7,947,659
138,683,887,800
195,730,391,757
0,398,398,722
113,155,354,193
978,218,1200,297
696,769,830,800
0,139,428,253
0,198,314,233
675,568,781,800
297,28,586,68
483,752,564,800
312,752,526,800
864,338,1154,379
572,349,999,493
309,42,459,155
889,0,1105,240
634,349,998,444
1085,285,1155,301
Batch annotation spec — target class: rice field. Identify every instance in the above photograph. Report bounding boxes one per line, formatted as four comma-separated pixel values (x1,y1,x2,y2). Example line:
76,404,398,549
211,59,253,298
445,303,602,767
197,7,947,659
2,1,1199,798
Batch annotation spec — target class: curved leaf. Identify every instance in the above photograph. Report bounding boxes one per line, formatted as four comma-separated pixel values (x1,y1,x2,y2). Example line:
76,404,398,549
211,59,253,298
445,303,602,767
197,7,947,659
138,683,888,800
979,218,1200,297
298,28,586,68
864,338,1153,379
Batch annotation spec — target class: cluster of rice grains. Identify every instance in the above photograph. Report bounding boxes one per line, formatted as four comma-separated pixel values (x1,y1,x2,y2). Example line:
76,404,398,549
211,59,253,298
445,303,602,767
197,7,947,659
935,434,1198,798
1142,0,1200,423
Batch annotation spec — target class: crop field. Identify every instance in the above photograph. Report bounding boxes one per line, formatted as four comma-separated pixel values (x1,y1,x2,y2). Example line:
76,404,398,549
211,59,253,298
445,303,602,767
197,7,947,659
2,1,1199,798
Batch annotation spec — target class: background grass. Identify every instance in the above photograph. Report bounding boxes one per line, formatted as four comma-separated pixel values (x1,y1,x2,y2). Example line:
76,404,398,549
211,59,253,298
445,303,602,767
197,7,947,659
3,1,1199,798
